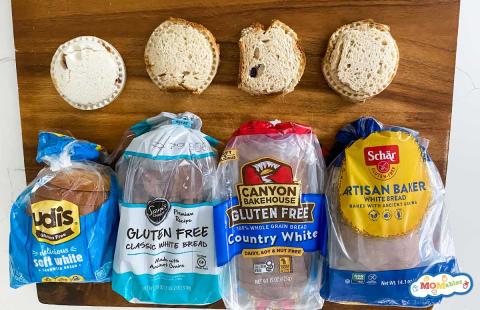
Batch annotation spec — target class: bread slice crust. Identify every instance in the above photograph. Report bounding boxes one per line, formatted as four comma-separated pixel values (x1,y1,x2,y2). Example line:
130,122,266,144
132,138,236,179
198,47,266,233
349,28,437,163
238,20,306,95
322,19,399,102
145,17,220,94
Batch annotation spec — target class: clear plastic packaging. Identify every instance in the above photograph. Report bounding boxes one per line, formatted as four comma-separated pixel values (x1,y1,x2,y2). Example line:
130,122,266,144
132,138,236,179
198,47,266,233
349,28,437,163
214,120,327,310
111,112,222,305
321,117,458,307
9,132,119,287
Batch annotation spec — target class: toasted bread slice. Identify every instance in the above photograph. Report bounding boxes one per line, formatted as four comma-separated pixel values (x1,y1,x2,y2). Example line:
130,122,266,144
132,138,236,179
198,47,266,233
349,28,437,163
238,20,306,95
145,17,220,94
323,20,399,102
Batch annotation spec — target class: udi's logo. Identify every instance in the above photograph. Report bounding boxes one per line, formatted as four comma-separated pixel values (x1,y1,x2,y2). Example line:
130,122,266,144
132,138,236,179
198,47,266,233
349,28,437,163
226,158,315,227
410,273,473,298
364,145,399,180
31,200,80,245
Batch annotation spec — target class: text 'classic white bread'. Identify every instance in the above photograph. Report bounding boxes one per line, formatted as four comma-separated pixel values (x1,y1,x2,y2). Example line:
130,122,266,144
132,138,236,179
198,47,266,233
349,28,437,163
145,18,220,94
238,20,306,95
323,20,399,102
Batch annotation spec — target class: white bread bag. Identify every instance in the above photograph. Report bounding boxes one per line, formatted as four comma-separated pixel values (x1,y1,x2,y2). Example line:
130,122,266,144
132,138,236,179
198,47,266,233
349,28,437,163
112,112,221,305
321,117,460,307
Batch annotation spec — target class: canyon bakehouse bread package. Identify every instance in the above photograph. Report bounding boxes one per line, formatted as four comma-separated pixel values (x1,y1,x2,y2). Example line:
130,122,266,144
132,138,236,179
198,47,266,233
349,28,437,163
10,132,119,287
214,120,327,310
321,117,459,307
112,112,221,305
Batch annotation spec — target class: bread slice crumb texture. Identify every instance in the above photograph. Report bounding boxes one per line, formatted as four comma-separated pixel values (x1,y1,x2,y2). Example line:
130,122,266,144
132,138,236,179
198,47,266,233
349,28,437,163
145,18,219,94
239,20,305,95
323,20,399,102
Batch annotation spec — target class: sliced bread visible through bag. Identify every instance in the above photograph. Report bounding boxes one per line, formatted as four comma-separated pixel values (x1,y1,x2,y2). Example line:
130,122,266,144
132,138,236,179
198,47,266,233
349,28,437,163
145,18,220,94
238,20,306,95
322,20,399,102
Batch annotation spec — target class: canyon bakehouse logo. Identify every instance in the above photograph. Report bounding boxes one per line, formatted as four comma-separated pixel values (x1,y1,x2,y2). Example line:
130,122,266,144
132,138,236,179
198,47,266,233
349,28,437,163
226,158,315,227
364,145,400,180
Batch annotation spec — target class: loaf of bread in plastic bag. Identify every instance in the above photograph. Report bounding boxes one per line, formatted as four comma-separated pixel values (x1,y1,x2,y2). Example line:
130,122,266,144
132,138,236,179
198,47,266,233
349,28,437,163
10,132,118,288
321,117,459,307
214,120,327,310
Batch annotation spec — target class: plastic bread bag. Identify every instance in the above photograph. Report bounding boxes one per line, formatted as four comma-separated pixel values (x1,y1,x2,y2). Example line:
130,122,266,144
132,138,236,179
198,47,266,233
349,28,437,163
321,117,459,307
9,132,119,288
112,112,222,305
214,120,327,310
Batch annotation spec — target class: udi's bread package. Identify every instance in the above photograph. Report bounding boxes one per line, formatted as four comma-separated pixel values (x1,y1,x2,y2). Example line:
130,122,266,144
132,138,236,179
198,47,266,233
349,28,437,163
214,120,327,310
111,112,221,305
321,117,458,307
9,132,119,287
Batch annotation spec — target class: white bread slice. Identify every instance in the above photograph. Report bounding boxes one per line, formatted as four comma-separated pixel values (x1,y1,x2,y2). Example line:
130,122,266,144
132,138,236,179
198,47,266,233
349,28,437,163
238,20,306,95
145,18,220,94
51,36,126,110
323,20,399,102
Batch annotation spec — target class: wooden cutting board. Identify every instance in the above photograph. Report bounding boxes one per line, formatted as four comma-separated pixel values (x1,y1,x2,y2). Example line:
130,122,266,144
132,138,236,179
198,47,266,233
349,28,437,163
12,0,459,308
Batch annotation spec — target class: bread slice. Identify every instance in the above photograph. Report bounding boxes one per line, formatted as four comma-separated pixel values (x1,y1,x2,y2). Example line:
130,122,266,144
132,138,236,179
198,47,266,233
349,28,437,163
322,20,399,102
238,20,306,95
145,18,220,94
51,36,126,110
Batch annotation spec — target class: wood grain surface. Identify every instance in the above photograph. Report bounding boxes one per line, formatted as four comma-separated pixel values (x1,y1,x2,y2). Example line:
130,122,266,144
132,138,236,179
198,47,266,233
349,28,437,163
12,0,459,308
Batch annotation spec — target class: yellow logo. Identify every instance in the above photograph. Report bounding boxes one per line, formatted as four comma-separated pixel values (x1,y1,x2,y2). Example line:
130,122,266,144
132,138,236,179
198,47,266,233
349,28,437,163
338,131,431,237
41,275,84,283
220,149,239,163
31,200,80,245
279,256,292,273
242,246,304,258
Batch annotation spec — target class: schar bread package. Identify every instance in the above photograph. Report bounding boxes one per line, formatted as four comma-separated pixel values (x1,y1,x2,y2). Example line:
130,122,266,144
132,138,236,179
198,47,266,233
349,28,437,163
214,120,327,310
321,117,459,307
9,132,119,287
112,112,222,305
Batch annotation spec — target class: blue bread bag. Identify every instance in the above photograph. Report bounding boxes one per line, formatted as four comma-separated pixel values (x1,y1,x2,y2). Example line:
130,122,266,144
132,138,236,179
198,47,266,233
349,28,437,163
10,132,119,287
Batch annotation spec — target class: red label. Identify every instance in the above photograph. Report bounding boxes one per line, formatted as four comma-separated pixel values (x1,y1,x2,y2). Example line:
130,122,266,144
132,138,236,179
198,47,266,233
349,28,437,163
364,145,399,166
242,158,294,185
232,121,312,137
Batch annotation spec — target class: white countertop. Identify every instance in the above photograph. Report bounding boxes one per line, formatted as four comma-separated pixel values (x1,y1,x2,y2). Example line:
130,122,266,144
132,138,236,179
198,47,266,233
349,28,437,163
0,0,478,309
